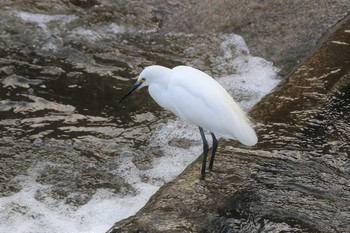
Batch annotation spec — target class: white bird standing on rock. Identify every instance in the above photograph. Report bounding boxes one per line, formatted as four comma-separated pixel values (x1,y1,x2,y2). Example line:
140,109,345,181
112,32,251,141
119,65,257,179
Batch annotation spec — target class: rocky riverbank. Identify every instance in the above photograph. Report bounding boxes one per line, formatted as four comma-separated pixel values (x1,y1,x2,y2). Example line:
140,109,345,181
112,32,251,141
0,1,349,232
108,14,350,233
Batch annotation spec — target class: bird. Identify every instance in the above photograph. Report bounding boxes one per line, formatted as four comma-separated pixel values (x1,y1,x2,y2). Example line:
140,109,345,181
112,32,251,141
119,65,257,179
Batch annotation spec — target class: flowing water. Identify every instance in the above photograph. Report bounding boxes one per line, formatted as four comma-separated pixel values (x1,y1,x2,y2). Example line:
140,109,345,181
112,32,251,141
0,3,282,233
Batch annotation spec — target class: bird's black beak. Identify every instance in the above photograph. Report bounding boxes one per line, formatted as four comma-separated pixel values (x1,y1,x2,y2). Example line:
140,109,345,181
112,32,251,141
118,81,142,103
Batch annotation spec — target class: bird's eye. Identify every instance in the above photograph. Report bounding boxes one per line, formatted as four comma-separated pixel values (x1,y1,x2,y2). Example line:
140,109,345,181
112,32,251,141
141,78,146,82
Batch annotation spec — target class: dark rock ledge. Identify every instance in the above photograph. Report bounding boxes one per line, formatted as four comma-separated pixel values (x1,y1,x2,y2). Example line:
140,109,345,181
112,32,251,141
108,15,350,233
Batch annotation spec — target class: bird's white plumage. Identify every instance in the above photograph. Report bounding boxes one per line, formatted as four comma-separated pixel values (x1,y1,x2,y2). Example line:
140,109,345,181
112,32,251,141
139,65,258,146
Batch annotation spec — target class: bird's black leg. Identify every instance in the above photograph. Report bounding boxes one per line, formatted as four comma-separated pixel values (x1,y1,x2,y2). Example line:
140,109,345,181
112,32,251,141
199,127,209,180
209,132,218,170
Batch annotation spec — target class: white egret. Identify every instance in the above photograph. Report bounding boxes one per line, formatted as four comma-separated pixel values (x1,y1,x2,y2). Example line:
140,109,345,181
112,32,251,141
119,65,257,179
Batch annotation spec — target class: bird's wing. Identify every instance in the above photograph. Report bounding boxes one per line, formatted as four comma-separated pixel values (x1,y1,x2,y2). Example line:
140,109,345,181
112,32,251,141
169,66,257,146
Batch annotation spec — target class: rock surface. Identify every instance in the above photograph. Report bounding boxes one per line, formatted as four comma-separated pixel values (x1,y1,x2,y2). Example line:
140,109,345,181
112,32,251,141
107,15,350,233
153,0,350,76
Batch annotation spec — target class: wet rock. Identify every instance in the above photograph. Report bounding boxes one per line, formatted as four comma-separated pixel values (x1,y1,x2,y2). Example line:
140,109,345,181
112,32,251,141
32,138,45,148
132,154,153,171
156,0,350,76
107,15,350,233
146,146,164,158
68,0,101,9
35,163,133,206
0,177,22,197
168,138,194,149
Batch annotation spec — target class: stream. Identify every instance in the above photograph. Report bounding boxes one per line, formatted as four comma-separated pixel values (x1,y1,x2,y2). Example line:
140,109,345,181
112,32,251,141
0,2,280,233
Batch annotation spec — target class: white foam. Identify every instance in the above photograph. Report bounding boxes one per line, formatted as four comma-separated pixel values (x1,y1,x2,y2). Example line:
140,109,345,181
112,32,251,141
16,11,77,28
2,74,43,88
71,23,128,43
215,34,280,111
14,11,77,52
146,120,203,183
0,164,158,233
14,95,75,113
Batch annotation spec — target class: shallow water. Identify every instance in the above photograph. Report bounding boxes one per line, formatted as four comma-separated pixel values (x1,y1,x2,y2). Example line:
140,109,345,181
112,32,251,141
0,3,283,233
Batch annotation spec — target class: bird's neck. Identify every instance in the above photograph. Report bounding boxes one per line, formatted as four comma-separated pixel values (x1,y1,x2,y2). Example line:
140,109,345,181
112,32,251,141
148,83,174,113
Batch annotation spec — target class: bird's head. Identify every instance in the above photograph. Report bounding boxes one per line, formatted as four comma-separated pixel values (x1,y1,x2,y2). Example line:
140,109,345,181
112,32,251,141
118,65,171,103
